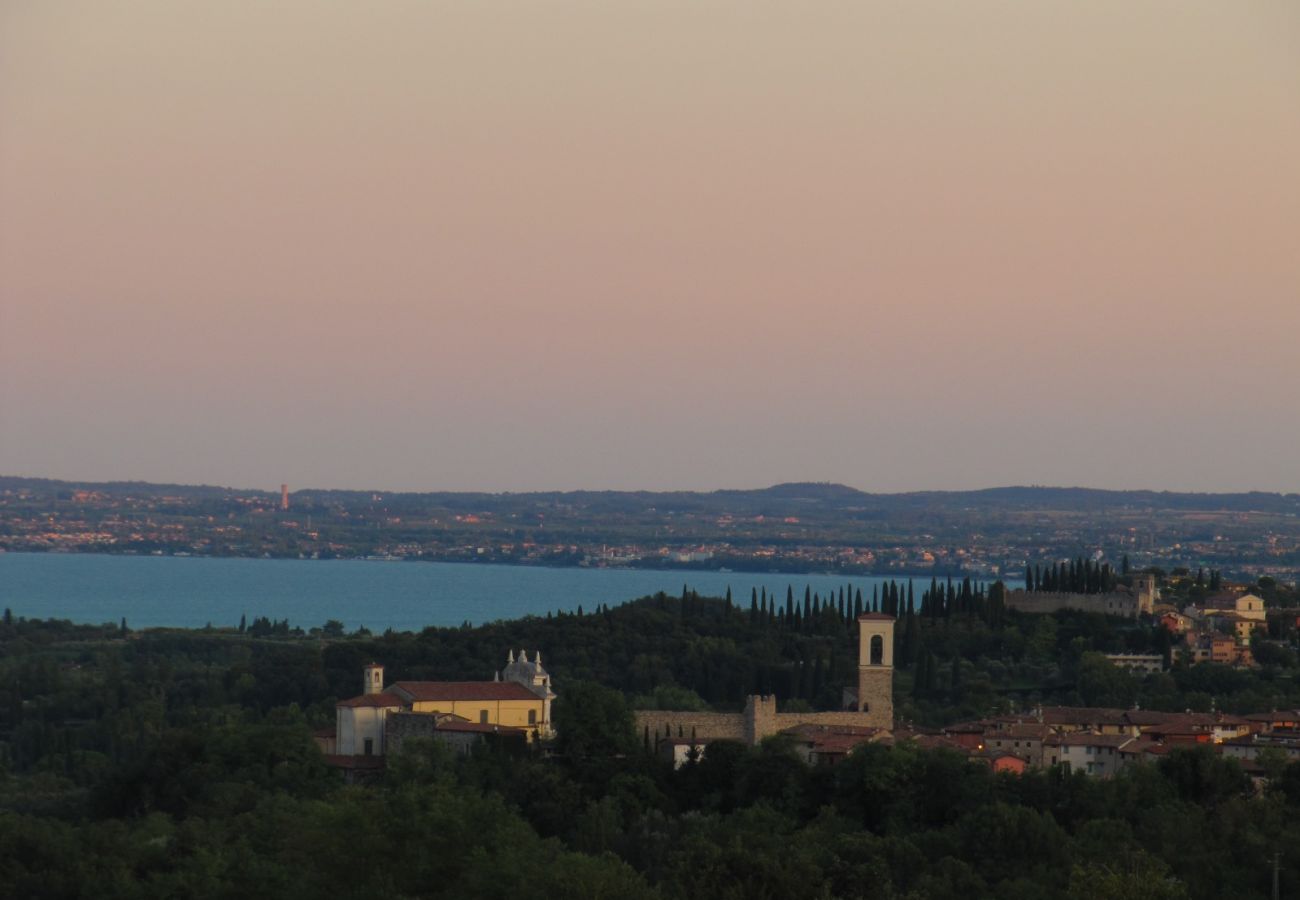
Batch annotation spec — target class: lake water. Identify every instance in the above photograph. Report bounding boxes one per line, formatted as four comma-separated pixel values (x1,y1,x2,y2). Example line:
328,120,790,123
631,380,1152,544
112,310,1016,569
0,552,1012,632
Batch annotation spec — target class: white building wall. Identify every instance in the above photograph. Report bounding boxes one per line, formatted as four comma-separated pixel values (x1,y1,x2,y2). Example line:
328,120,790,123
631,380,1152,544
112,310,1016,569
337,706,390,756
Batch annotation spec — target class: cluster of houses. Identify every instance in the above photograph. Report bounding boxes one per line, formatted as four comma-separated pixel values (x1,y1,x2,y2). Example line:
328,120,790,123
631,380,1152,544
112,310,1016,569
1160,589,1268,667
663,705,1300,779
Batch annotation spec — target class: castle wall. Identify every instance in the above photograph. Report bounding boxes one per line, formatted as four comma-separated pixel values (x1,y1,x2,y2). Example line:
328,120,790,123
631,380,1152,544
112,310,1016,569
635,711,747,745
772,711,887,731
634,696,891,748
1005,590,1141,618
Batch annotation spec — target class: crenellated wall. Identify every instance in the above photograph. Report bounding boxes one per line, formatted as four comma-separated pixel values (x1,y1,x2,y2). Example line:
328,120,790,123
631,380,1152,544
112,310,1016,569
634,695,888,747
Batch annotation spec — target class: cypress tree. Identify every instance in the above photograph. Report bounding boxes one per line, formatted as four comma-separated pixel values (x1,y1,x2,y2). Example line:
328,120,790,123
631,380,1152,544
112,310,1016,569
238,613,246,633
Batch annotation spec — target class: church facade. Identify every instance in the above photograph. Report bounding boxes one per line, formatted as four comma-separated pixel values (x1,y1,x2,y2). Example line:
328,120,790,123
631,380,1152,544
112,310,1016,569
333,650,556,760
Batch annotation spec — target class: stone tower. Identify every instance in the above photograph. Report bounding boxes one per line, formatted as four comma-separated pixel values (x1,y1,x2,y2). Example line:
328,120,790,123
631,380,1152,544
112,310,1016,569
856,613,894,728
363,662,384,696
1132,574,1157,615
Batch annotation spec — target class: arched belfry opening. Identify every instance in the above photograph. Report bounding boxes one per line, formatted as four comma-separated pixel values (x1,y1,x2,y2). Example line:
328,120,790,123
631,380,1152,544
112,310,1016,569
870,634,884,666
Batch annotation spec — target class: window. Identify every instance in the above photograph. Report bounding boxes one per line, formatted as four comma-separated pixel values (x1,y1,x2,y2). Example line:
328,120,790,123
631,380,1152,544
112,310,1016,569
528,709,537,725
363,738,373,756
870,635,883,665
480,709,489,724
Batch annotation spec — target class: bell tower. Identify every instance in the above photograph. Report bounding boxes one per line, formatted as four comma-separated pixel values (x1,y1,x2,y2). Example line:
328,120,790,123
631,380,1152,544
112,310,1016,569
856,613,894,729
363,662,384,696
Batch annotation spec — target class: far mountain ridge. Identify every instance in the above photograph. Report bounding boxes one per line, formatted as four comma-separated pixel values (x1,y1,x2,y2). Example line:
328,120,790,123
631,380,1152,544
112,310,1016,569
2,475,1297,515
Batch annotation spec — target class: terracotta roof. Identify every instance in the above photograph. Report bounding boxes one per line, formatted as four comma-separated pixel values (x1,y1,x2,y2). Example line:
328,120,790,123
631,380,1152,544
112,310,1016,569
988,723,1053,739
783,723,881,738
1055,733,1135,748
1036,707,1130,726
856,613,896,621
337,692,404,708
1123,710,1176,726
392,681,539,702
434,721,528,735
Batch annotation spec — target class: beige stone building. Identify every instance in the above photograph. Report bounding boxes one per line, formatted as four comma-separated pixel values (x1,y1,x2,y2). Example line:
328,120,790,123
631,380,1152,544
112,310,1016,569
637,612,895,749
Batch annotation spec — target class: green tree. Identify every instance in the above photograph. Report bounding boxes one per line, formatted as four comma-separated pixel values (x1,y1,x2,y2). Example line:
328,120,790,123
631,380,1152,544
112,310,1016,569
552,680,639,758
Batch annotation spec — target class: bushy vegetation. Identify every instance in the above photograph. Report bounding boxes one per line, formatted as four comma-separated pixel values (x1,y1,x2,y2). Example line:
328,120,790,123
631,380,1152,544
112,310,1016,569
4,592,1300,898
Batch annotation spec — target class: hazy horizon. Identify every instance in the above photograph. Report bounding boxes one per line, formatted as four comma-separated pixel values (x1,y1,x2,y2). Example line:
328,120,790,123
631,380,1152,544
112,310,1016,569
3,2,1298,494
4,471,1299,499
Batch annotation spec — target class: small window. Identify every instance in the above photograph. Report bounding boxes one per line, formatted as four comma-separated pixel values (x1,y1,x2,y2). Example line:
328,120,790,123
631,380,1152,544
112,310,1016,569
480,709,489,724
363,738,373,756
528,709,537,725
870,635,884,665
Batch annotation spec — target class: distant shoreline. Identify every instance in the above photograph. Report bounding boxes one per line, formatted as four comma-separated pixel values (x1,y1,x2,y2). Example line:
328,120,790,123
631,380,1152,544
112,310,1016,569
0,547,993,582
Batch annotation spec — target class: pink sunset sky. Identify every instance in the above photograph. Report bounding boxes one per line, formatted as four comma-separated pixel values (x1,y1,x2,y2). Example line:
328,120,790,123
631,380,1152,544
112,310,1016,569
2,2,1298,493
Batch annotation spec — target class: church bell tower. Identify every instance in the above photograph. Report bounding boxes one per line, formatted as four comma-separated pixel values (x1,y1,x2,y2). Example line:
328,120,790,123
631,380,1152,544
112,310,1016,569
856,613,894,729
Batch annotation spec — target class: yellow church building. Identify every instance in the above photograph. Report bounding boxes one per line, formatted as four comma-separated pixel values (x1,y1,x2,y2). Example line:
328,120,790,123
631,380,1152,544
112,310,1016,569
333,650,555,761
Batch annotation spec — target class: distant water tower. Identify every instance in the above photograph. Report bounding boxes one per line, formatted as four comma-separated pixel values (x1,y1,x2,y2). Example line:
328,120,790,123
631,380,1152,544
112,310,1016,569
281,484,289,511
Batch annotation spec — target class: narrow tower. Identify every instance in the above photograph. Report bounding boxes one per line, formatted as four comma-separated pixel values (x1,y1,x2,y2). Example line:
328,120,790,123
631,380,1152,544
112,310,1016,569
856,613,894,729
363,662,384,696
281,483,290,511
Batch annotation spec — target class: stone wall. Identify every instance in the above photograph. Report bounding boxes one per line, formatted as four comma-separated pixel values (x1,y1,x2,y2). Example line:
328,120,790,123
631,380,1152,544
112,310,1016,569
771,711,885,731
856,668,894,728
635,695,890,747
1005,590,1141,618
635,710,747,745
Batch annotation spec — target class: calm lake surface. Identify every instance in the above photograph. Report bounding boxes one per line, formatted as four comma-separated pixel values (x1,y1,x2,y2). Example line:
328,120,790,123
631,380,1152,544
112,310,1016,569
0,552,1014,631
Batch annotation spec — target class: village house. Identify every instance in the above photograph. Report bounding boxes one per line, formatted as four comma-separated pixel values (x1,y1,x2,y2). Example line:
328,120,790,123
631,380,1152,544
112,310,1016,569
1050,733,1132,777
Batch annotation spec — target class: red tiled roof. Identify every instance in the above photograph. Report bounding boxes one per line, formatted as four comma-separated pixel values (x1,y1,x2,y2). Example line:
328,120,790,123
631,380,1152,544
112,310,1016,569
337,692,404,708
1036,707,1130,726
392,681,539,702
856,613,896,621
434,721,528,735
1055,733,1135,748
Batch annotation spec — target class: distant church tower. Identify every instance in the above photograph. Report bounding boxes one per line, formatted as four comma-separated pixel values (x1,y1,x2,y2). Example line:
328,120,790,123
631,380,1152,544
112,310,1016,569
363,662,384,696
856,613,894,727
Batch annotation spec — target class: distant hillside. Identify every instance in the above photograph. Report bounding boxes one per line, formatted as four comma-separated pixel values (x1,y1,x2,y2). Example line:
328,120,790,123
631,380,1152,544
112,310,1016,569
3,475,1297,516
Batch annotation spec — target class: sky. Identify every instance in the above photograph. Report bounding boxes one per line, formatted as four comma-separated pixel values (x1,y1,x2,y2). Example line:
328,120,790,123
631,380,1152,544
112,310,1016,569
2,2,1298,494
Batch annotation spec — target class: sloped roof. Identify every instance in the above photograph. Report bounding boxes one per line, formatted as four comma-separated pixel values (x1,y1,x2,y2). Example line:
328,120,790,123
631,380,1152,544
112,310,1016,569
337,692,404,708
1054,733,1135,748
434,721,528,735
392,681,539,702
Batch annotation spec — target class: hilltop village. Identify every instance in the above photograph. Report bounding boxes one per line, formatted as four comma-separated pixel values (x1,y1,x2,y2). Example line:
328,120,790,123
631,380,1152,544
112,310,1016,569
320,572,1300,783
5,566,1300,898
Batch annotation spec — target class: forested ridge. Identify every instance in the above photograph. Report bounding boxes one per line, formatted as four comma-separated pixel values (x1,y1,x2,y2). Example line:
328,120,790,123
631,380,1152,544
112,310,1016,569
4,587,1300,898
